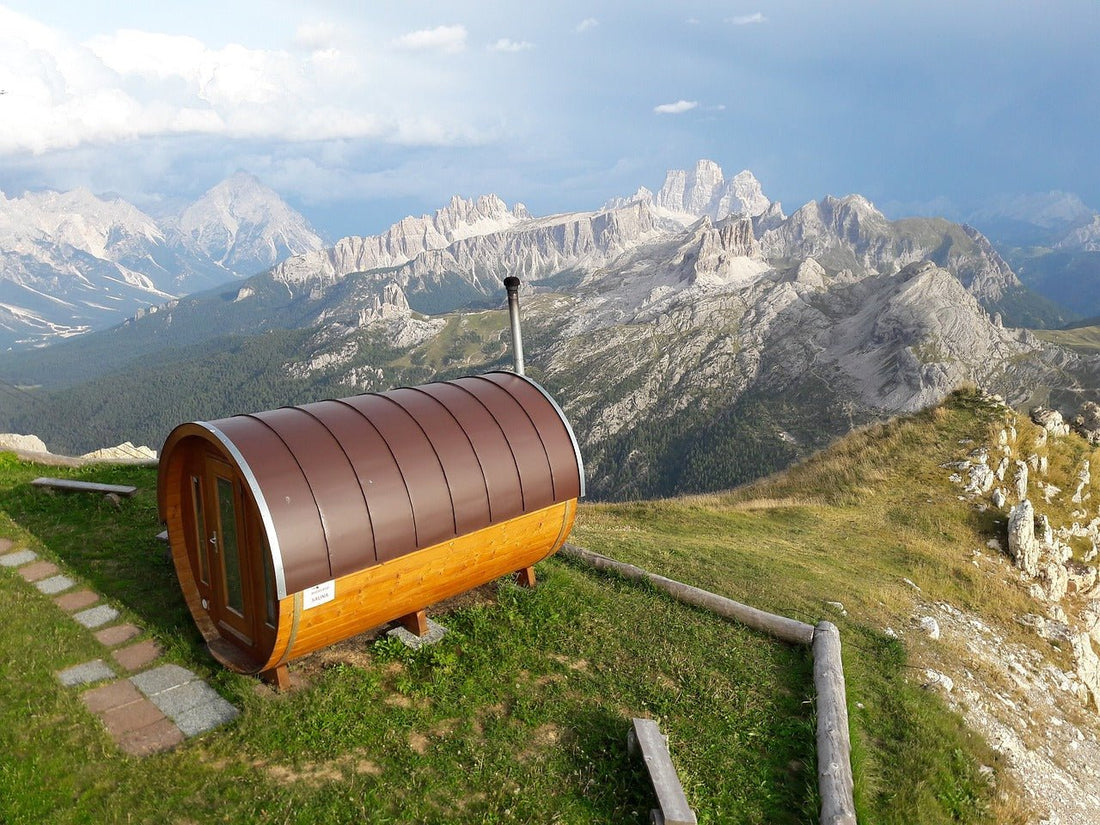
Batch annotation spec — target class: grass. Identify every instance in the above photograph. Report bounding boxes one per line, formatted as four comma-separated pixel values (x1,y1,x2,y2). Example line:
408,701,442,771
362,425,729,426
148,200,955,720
1034,324,1100,354
1,388,1077,823
571,390,1058,824
0,454,815,824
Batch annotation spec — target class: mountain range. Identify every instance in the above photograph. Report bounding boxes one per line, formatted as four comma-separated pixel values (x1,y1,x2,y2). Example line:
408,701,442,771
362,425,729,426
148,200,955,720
0,173,324,348
0,159,1097,500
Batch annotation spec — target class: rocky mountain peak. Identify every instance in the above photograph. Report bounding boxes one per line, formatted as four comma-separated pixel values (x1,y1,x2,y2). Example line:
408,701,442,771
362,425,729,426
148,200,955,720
653,160,771,222
173,172,324,274
1055,214,1100,252
603,161,772,225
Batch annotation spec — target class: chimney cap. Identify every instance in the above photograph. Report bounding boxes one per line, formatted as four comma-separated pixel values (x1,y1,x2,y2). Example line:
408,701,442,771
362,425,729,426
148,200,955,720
503,276,521,291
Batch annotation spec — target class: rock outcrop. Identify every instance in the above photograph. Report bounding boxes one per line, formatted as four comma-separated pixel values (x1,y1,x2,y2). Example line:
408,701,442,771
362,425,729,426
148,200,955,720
1008,499,1041,575
1073,402,1100,445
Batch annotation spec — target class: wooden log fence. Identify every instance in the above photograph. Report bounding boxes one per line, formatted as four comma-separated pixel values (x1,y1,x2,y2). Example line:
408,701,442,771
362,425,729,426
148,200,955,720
559,543,857,825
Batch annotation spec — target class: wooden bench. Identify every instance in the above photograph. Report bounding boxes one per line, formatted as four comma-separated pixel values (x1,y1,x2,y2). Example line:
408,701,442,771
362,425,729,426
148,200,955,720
31,477,138,497
628,718,697,825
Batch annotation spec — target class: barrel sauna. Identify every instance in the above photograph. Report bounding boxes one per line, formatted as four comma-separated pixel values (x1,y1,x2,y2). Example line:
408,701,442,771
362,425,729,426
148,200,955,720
157,372,584,686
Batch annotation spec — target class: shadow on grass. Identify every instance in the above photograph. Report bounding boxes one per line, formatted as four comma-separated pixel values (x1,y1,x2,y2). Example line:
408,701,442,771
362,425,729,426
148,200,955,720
0,464,203,652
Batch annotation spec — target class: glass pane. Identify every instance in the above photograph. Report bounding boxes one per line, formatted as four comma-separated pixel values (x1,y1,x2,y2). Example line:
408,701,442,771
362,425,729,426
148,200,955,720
191,475,208,584
217,476,245,615
262,537,276,627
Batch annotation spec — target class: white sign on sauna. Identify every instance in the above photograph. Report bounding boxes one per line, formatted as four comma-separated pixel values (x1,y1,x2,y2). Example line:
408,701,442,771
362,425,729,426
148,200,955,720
302,580,336,609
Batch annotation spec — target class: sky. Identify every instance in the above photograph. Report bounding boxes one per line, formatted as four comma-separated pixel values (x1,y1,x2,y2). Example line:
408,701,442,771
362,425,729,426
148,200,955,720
0,0,1097,240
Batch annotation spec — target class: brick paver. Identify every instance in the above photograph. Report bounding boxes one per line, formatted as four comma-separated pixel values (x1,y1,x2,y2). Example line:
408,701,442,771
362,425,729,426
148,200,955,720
5,534,239,758
112,639,162,672
94,623,141,647
55,589,100,612
116,717,184,757
100,698,167,737
19,560,59,582
82,679,145,713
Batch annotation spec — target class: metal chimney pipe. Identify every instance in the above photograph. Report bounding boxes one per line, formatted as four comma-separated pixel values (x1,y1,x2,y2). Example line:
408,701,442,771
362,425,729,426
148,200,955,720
503,276,525,376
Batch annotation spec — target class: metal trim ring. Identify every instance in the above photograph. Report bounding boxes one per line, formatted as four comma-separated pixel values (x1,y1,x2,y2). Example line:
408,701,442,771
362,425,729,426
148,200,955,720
196,421,290,599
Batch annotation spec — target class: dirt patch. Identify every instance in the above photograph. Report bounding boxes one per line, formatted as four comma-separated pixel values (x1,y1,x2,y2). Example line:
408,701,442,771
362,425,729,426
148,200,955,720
408,732,430,755
517,723,563,763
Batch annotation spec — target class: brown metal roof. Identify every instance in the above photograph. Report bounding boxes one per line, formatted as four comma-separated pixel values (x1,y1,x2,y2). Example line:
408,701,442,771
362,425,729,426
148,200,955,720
160,372,584,598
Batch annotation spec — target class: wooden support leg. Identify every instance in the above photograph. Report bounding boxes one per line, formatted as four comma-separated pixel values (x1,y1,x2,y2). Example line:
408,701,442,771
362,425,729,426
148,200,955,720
514,566,537,589
398,608,430,637
260,664,290,691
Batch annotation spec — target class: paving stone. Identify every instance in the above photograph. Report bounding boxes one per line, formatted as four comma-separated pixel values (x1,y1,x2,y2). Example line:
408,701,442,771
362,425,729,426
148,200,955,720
0,537,12,553
35,574,75,595
131,664,196,697
0,549,36,567
73,605,120,629
82,679,144,713
94,623,141,647
18,560,58,582
57,659,114,687
387,617,448,650
99,698,167,737
116,717,184,757
55,589,100,612
112,639,162,672
173,694,240,737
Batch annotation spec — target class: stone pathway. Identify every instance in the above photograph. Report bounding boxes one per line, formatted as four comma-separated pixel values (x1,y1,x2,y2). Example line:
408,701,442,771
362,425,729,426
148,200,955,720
0,538,238,756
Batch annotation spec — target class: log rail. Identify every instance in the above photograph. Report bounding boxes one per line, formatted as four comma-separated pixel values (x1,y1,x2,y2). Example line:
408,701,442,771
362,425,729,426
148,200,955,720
560,543,857,825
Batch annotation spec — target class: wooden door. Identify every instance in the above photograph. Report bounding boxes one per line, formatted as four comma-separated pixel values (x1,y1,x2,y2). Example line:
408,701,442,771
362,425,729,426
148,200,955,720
205,457,253,645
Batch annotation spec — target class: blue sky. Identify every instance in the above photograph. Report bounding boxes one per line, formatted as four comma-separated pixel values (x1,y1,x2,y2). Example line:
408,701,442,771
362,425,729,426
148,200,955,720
0,1,1097,239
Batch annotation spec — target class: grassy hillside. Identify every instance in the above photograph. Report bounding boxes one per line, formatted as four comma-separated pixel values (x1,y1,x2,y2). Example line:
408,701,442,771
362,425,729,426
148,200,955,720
4,389,1088,822
1034,323,1100,355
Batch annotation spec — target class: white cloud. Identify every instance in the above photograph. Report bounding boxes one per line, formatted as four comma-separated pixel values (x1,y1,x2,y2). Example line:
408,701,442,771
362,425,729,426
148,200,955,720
726,13,767,25
390,24,467,54
0,9,493,156
576,18,599,33
488,38,533,53
293,21,339,52
654,100,698,115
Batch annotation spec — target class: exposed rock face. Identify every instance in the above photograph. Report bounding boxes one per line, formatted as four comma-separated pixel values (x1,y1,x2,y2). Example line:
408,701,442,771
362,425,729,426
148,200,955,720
1056,214,1100,252
606,160,775,224
1014,460,1029,502
272,194,529,286
968,461,995,494
0,433,48,453
1073,402,1100,445
80,442,157,461
1031,407,1071,436
1074,460,1092,503
1008,500,1041,576
1072,633,1100,712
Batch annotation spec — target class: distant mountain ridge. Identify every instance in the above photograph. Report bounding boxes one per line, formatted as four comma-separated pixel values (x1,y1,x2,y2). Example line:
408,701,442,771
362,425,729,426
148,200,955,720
0,174,324,348
967,190,1100,321
1,159,1094,500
